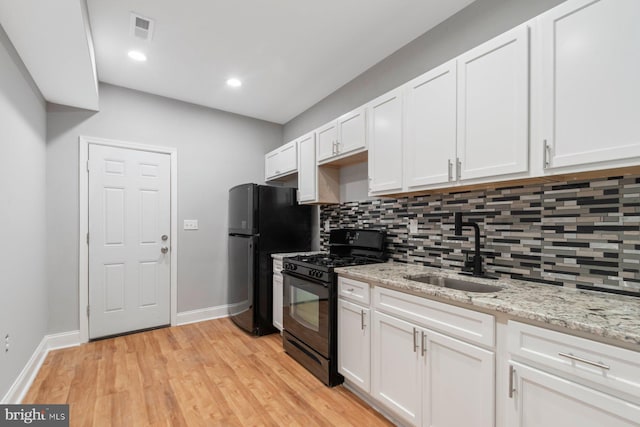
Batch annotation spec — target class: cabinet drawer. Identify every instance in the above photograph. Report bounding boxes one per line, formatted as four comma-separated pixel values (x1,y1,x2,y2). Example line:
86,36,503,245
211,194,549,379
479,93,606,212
273,259,283,274
508,321,640,403
338,277,370,305
373,286,494,347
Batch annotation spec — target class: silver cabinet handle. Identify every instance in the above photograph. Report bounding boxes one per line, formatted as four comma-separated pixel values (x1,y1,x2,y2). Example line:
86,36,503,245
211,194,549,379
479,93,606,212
360,309,365,330
412,328,419,353
543,139,551,168
421,331,426,357
456,157,461,180
447,159,453,181
346,288,354,292
508,365,516,398
558,352,610,370
332,140,337,155
161,247,169,254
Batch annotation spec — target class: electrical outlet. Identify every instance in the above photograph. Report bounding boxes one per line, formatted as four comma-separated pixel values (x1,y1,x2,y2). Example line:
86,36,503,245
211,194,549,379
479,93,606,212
409,219,418,234
324,220,331,233
183,219,199,230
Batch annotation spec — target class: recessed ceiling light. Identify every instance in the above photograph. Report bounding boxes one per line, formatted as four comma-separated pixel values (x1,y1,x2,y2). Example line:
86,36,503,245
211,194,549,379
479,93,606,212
226,78,242,88
127,50,147,62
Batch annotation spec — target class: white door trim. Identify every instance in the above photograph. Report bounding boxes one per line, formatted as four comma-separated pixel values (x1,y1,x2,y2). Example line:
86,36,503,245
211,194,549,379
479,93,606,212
78,136,178,343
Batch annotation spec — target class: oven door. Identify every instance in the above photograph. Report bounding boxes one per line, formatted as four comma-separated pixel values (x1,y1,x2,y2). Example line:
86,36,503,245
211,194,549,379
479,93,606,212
282,271,330,358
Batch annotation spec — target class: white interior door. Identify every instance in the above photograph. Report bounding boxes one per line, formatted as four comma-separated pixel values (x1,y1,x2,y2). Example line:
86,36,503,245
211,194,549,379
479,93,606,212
88,144,171,339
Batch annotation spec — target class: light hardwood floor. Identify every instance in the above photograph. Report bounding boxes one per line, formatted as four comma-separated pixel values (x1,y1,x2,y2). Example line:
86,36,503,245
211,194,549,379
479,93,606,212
25,318,392,426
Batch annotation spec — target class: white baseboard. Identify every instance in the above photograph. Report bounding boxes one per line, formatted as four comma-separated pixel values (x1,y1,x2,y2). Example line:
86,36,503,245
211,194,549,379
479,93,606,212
176,304,230,326
1,330,80,404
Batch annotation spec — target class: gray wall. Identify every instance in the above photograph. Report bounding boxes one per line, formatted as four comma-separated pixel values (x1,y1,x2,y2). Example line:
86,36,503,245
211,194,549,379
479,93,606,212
283,0,565,143
0,25,48,400
283,0,566,247
46,83,283,333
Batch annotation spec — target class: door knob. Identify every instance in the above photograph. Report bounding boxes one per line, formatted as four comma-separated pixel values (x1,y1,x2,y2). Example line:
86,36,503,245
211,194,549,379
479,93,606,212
161,247,169,254
161,234,168,241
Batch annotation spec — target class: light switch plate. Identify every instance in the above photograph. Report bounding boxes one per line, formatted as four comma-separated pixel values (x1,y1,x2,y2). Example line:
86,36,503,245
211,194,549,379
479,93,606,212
409,219,418,234
324,220,331,233
184,219,199,230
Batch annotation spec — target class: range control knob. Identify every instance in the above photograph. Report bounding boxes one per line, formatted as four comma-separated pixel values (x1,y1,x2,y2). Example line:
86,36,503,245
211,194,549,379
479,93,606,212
284,263,297,271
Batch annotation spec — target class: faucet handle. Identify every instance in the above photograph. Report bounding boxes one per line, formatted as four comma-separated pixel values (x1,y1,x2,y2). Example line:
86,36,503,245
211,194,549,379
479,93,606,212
463,252,475,270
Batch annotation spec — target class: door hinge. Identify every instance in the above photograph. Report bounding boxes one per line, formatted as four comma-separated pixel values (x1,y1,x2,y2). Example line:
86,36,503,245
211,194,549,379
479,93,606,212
86,305,90,317
86,233,89,245
86,160,90,172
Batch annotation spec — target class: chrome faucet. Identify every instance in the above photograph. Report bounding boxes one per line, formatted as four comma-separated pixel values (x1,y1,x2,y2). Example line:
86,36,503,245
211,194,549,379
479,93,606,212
454,212,491,278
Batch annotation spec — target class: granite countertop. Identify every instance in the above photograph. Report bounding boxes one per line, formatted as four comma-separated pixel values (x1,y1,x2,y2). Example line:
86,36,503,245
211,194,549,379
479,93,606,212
271,251,324,260
335,262,640,349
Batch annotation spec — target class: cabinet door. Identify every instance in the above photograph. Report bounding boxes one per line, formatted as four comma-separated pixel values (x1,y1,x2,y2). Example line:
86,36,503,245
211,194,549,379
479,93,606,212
297,133,316,203
338,299,371,392
371,310,421,426
316,121,337,163
507,362,640,427
457,24,529,181
337,107,367,156
404,61,457,189
368,88,404,195
272,273,283,331
265,149,279,180
540,0,640,170
423,331,495,427
278,141,297,176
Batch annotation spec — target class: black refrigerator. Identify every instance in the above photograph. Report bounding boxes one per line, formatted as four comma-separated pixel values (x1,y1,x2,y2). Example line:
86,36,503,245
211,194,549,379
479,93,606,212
228,183,312,335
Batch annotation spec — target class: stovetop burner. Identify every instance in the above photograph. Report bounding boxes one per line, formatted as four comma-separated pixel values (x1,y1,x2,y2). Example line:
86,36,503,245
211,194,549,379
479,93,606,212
294,253,379,269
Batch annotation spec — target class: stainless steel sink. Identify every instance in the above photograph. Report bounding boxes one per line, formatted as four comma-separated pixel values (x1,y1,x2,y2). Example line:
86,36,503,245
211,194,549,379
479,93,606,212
404,274,502,293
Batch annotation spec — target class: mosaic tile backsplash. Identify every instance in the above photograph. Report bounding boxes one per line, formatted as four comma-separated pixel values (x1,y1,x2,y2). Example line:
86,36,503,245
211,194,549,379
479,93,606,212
321,175,640,295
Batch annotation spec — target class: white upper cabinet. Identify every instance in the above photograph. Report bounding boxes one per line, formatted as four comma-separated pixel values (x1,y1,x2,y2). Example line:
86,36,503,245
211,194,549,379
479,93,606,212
337,107,367,156
539,0,640,171
297,131,340,205
317,107,367,165
457,24,529,181
367,88,404,195
296,132,317,203
316,121,337,163
404,60,457,190
265,139,297,181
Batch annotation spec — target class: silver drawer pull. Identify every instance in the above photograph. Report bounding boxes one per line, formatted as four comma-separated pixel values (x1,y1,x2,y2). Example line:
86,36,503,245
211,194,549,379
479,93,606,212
558,352,610,370
508,365,516,398
346,288,354,292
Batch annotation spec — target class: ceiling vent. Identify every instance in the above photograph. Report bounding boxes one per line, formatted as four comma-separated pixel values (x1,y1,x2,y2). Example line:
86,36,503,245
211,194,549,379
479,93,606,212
130,13,154,41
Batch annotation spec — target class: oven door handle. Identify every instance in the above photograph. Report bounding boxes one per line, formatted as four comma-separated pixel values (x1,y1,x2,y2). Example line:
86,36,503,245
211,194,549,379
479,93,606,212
282,270,329,287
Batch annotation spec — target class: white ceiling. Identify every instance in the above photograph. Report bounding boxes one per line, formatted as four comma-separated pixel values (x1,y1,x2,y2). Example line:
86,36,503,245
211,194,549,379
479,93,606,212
0,0,99,110
87,0,475,123
1,0,475,123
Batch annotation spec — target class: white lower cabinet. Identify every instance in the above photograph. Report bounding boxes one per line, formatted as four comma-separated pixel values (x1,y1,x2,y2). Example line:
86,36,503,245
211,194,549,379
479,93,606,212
371,310,422,425
337,277,372,392
369,285,495,427
338,299,371,392
272,259,283,331
424,331,494,427
506,321,640,427
338,278,640,427
507,362,640,427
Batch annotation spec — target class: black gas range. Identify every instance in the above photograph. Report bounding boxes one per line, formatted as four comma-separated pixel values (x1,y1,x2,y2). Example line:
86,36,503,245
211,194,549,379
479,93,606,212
282,229,386,386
